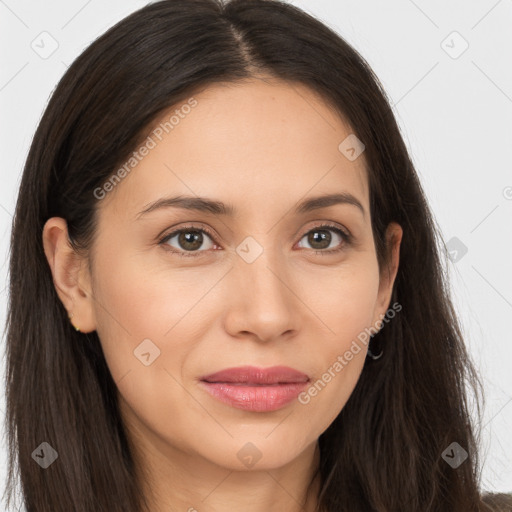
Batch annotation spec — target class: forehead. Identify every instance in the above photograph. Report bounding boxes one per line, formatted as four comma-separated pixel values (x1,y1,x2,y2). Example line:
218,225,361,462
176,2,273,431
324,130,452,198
99,78,369,219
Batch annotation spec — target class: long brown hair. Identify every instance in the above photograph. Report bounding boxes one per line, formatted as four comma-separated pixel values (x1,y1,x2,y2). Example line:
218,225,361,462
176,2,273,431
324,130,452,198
4,0,508,510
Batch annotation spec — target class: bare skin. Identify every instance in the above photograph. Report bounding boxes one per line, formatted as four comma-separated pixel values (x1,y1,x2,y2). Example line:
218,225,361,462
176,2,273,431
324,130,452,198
43,76,402,512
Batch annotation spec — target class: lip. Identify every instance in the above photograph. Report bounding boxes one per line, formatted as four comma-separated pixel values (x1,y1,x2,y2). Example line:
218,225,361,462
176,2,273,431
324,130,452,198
199,365,310,412
200,365,310,384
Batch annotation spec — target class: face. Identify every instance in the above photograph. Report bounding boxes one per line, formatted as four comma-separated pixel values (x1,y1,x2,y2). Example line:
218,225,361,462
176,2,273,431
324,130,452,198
46,77,401,474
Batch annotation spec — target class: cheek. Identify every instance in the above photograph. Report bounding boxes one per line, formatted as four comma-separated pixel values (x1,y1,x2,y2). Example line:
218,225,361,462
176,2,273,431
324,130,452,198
90,247,223,400
92,247,215,342
302,256,380,346
295,261,380,424
90,251,204,440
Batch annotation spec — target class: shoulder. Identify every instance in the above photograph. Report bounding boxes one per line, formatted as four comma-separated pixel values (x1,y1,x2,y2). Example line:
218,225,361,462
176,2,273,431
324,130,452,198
481,492,512,511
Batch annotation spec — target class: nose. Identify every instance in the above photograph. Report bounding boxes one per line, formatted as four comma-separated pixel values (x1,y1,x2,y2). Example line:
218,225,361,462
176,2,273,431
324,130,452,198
222,244,301,343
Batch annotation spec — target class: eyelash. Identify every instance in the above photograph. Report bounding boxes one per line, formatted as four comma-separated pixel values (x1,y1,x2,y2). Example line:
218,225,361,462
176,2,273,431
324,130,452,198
158,223,352,258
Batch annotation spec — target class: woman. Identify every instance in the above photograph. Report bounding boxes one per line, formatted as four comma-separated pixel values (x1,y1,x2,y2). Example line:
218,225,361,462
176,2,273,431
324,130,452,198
4,0,511,510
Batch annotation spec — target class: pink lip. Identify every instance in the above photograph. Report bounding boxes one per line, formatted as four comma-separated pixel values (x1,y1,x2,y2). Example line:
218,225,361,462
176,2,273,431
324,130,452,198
199,365,310,412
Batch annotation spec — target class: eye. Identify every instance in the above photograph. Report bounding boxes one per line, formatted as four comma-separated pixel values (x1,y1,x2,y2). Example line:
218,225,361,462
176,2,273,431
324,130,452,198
296,224,350,255
159,225,218,257
158,222,352,258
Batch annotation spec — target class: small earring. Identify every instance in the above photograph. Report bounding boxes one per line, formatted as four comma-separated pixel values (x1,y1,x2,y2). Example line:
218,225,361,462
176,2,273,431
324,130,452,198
68,313,81,332
367,346,383,360
367,334,383,360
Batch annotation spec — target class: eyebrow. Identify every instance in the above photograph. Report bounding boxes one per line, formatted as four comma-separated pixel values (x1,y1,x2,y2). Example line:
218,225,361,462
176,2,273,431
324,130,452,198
135,192,366,219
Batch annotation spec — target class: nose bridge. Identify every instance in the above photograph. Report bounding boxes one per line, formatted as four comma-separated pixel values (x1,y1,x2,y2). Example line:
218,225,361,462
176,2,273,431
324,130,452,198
237,234,289,304
225,234,298,340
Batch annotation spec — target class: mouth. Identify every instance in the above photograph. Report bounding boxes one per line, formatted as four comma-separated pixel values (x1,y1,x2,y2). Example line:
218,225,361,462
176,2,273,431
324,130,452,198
199,365,310,412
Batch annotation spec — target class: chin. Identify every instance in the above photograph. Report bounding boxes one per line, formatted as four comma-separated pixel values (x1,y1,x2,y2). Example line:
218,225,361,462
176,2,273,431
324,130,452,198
196,434,312,472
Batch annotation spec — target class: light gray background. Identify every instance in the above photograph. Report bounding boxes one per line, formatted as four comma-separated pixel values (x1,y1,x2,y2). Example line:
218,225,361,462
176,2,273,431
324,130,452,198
1,0,511,506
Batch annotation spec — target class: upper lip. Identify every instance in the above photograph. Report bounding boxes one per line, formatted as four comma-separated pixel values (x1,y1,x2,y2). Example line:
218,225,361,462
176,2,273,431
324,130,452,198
200,365,310,385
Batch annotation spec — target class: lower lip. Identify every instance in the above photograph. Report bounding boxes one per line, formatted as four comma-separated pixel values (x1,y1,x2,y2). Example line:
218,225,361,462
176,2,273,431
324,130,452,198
199,381,308,412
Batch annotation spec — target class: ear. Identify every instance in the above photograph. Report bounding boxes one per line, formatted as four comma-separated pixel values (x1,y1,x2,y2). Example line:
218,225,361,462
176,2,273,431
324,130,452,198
42,217,97,333
373,221,402,324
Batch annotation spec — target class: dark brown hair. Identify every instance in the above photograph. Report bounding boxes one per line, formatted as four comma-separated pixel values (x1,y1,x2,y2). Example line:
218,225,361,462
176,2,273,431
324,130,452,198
4,0,510,510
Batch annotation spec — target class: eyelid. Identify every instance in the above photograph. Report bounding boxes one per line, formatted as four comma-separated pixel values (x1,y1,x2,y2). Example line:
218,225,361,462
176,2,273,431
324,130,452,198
299,221,352,243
